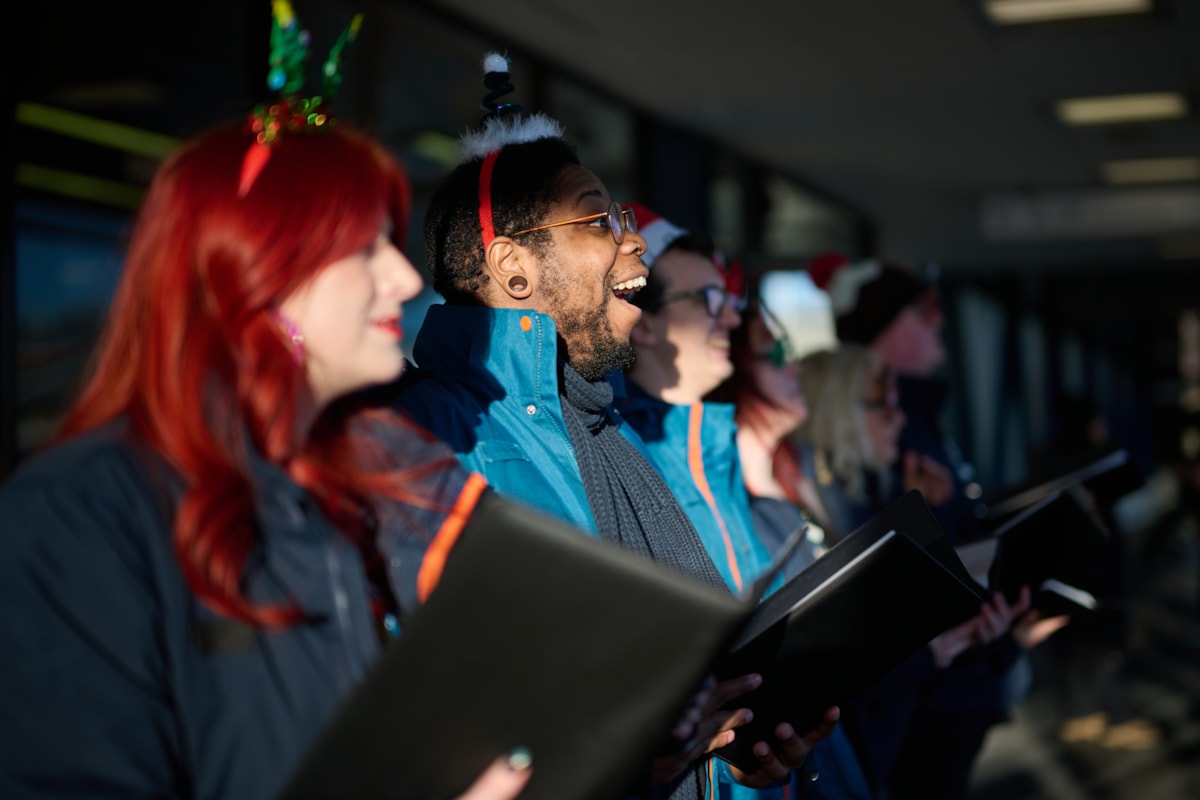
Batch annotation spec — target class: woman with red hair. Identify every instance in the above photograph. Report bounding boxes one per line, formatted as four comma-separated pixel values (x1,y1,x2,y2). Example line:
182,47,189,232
0,117,530,799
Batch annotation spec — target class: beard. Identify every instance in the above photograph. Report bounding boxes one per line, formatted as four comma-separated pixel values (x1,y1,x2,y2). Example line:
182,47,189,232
556,307,636,381
540,262,636,382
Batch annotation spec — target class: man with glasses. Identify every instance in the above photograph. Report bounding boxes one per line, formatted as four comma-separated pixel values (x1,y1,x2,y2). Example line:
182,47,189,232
618,204,774,595
617,205,855,800
391,103,834,797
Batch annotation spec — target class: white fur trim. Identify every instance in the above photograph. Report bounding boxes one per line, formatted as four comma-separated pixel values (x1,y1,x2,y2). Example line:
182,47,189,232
639,218,688,268
826,259,881,316
458,112,565,161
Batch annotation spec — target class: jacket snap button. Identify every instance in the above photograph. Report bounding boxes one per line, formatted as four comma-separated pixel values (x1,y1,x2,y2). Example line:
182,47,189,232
526,404,537,415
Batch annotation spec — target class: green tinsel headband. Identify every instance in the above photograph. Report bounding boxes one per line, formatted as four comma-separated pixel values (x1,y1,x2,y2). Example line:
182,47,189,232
238,0,363,196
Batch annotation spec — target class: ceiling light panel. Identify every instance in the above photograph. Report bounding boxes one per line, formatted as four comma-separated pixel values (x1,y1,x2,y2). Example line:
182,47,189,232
1056,92,1187,125
1102,158,1200,185
984,0,1153,25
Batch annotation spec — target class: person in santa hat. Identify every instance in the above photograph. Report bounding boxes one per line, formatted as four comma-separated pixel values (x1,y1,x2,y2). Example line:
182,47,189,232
807,253,1053,800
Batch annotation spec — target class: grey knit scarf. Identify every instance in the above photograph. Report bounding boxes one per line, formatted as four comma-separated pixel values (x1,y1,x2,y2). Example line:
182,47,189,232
559,365,727,800
559,365,727,590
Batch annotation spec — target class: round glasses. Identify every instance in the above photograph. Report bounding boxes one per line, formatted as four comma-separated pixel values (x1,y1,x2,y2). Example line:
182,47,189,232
659,285,747,319
507,200,638,245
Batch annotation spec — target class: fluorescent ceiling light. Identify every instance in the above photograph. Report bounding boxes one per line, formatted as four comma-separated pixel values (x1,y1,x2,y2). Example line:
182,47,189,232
16,102,179,159
16,163,146,210
984,0,1152,25
1102,157,1200,185
1056,92,1186,125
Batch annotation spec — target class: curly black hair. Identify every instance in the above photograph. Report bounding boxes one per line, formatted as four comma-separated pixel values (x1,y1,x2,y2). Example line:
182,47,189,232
424,137,581,305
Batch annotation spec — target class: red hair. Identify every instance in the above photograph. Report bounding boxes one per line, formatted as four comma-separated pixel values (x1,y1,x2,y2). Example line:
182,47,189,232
57,121,447,626
712,300,808,505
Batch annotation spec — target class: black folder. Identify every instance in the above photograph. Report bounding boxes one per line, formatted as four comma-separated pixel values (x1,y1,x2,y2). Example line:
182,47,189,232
277,491,758,800
985,486,1111,616
710,490,986,773
985,448,1137,519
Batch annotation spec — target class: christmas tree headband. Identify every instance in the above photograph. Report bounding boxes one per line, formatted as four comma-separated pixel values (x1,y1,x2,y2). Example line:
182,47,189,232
238,0,363,196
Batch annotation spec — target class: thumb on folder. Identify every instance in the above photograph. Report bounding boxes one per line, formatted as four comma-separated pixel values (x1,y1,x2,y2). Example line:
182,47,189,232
648,672,761,787
928,585,1034,668
1013,610,1072,651
457,750,533,800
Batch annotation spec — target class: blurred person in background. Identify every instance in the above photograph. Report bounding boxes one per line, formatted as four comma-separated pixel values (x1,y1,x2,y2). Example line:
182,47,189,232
808,253,1059,800
784,343,1027,799
618,206,849,799
790,344,951,541
619,205,780,594
714,287,1028,800
719,299,827,575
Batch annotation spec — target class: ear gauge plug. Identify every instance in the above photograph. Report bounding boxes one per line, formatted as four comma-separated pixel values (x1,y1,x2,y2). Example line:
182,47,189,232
507,276,528,293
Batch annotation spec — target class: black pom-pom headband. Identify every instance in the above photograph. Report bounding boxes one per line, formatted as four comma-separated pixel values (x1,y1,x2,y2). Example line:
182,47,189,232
460,52,564,251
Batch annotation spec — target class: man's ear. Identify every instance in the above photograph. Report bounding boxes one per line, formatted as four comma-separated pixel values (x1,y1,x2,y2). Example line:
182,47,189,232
483,236,534,302
631,313,657,347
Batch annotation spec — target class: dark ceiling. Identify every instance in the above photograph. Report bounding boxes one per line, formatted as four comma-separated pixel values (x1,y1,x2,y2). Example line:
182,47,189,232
9,0,1200,463
12,0,1200,280
427,0,1200,274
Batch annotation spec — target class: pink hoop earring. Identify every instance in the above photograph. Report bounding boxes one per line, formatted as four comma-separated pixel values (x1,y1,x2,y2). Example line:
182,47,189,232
272,310,305,365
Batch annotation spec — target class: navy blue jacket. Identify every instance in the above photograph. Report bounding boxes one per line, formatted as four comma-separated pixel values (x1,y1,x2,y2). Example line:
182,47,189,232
889,375,1021,715
0,419,474,799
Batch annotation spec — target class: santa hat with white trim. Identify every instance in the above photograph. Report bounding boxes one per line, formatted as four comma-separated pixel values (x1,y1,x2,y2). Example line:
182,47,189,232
622,202,687,268
807,252,930,345
621,202,745,311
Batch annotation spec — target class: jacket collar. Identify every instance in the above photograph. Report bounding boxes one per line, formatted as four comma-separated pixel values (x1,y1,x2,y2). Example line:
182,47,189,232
617,379,738,453
412,304,565,404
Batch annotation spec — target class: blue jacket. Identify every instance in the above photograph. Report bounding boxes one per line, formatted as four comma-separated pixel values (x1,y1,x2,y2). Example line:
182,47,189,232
617,382,779,595
395,304,657,536
0,418,476,799
620,388,870,800
397,305,790,800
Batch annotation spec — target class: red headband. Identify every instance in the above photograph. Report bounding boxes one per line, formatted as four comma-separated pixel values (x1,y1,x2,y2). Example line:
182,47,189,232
478,150,500,251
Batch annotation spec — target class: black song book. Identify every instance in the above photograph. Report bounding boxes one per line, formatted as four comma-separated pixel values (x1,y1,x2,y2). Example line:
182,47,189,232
711,490,986,773
277,490,760,800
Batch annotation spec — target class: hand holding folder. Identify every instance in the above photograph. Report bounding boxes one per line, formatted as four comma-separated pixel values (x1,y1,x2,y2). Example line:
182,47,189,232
710,491,987,774
966,449,1125,617
983,486,1111,616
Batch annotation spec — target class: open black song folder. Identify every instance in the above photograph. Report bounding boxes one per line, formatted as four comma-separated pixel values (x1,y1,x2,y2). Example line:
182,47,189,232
985,486,1111,615
711,490,987,773
277,490,762,800
985,447,1136,519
